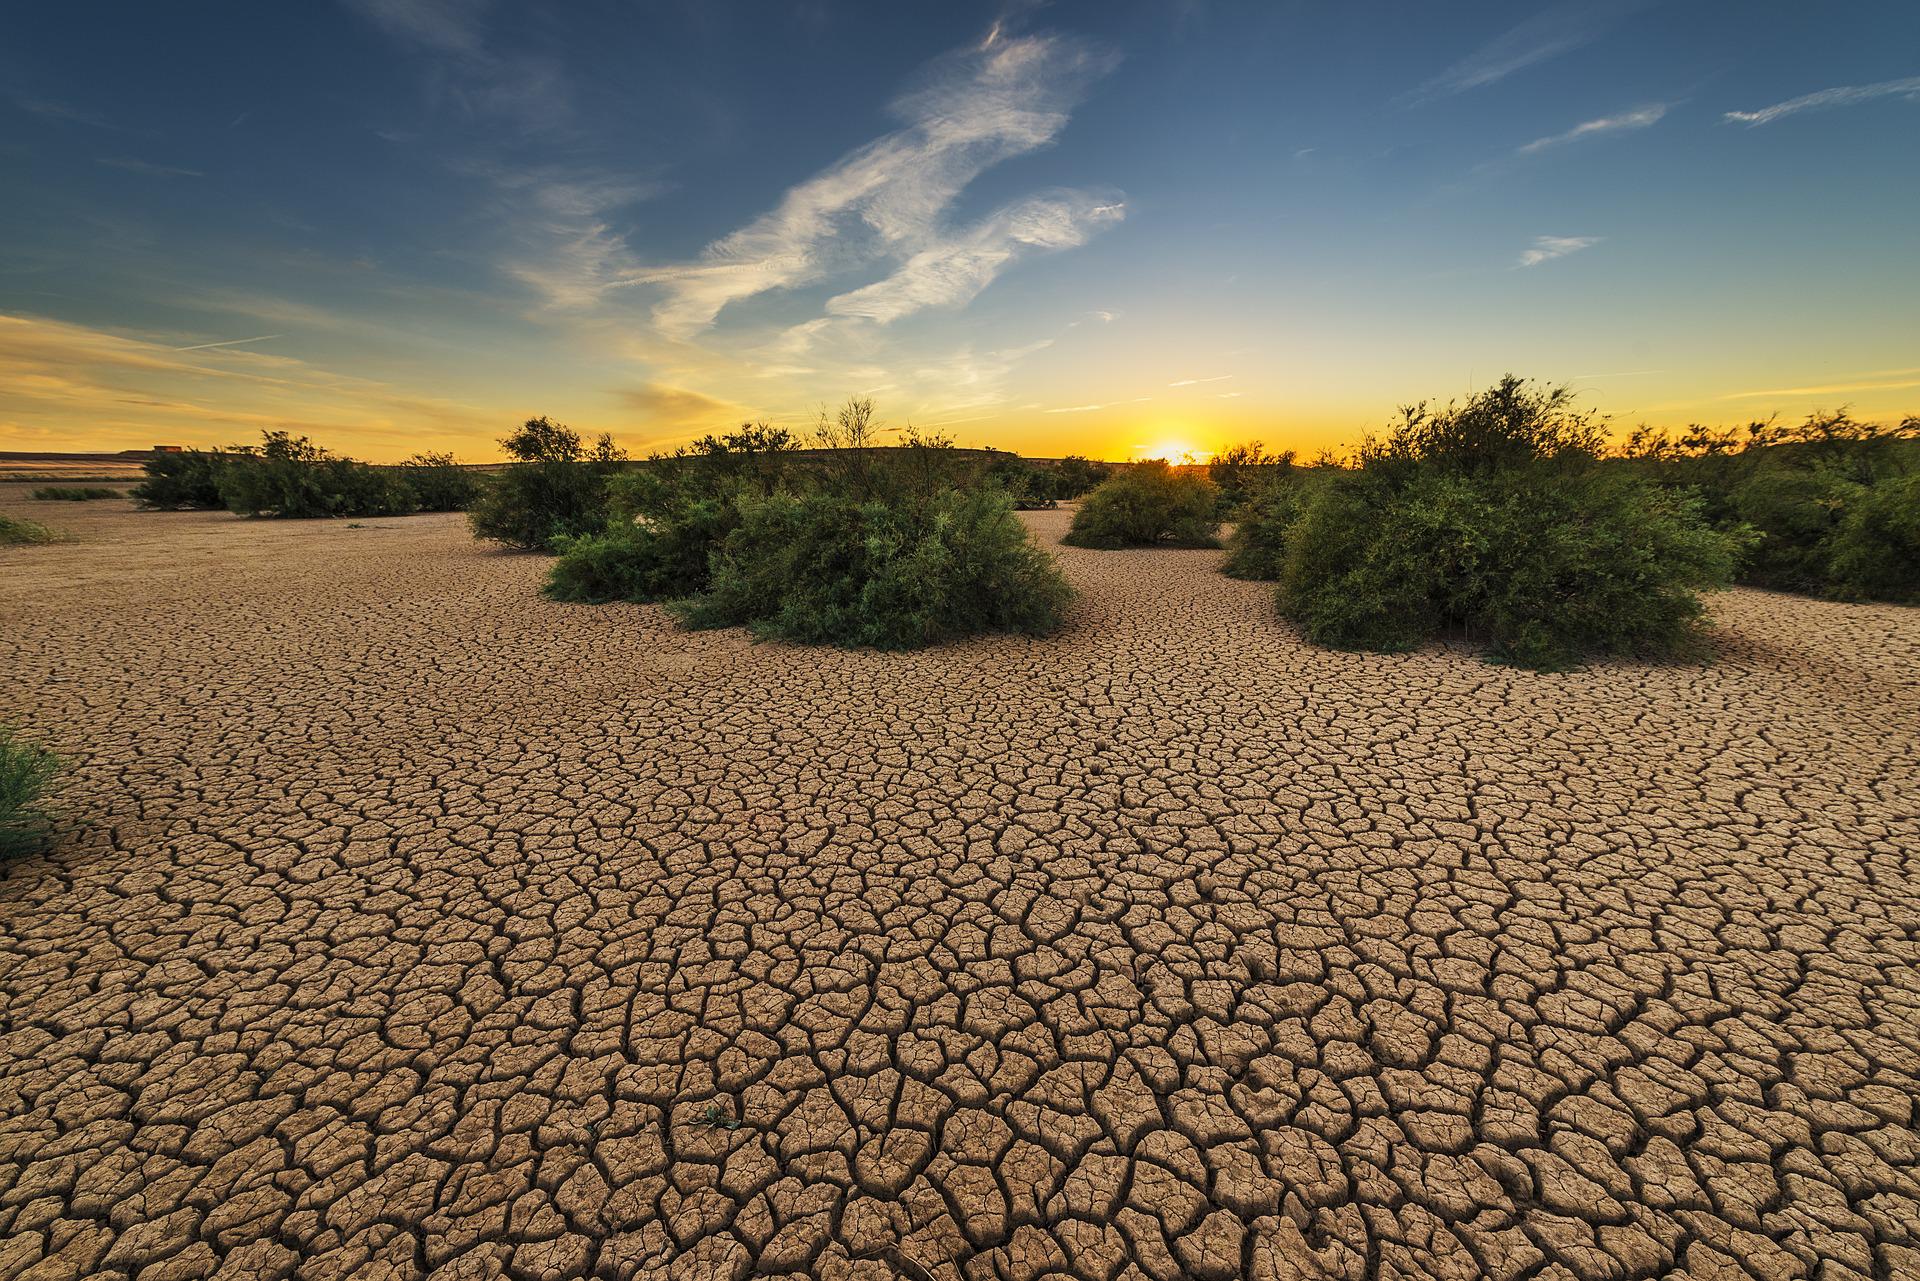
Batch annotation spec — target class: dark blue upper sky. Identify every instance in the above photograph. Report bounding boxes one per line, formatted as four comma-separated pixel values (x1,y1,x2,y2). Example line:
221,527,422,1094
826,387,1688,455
4,1,1917,458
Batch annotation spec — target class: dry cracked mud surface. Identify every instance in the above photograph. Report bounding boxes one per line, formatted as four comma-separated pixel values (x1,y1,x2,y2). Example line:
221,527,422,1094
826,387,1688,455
3,497,1919,1281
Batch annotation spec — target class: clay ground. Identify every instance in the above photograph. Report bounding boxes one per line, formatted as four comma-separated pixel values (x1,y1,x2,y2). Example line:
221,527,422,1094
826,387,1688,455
2,495,1918,1281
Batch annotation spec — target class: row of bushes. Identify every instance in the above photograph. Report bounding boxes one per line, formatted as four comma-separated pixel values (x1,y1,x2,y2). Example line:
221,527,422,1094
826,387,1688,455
135,434,482,518
1617,411,1918,604
1062,378,1747,669
1,513,59,545
31,486,120,501
479,402,1073,649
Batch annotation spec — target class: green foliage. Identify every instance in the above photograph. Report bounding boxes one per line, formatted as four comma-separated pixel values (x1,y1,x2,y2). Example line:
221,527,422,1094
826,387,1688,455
32,486,120,501
983,455,1059,509
1362,374,1608,476
1208,442,1294,516
675,486,1071,649
0,727,59,859
545,399,1073,648
1619,408,1918,602
468,416,627,550
1281,468,1737,670
217,431,419,518
1062,461,1220,549
1,513,59,545
1826,471,1920,603
1051,455,1111,500
1266,375,1743,669
133,449,229,509
1220,469,1320,580
400,453,483,512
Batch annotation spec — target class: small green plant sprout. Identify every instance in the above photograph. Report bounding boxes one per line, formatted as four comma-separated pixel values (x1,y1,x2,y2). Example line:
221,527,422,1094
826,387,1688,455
692,1101,745,1132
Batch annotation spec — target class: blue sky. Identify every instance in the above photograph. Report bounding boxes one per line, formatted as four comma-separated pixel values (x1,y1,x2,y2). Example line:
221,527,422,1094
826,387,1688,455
3,1,1917,459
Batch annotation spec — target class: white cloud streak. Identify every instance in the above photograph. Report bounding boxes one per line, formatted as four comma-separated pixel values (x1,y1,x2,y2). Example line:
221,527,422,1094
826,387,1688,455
1516,104,1667,155
1723,75,1920,126
624,31,1120,338
1517,235,1602,267
1406,0,1647,102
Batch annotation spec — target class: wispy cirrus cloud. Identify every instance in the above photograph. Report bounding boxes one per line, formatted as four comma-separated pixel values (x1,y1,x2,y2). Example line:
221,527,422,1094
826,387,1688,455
1723,75,1920,126
823,192,1123,324
1721,371,1920,399
1169,375,1231,387
1517,235,1602,267
622,29,1121,339
96,156,205,179
342,0,571,131
1404,0,1649,103
1516,104,1667,156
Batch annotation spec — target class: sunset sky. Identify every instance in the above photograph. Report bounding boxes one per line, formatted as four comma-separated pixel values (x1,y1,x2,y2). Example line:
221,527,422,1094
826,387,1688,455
3,1,1917,462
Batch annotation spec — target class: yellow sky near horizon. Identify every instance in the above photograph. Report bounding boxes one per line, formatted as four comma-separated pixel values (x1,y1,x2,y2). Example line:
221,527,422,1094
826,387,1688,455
4,311,1917,465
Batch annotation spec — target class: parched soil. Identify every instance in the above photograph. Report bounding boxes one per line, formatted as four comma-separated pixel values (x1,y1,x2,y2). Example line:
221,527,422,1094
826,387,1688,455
2,498,1918,1281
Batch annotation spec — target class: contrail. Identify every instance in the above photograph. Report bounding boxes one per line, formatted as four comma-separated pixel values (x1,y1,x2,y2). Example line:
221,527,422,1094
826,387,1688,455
170,333,282,352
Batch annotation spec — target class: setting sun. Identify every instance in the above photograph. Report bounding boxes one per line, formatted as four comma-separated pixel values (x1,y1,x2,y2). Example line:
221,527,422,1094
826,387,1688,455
1133,437,1204,463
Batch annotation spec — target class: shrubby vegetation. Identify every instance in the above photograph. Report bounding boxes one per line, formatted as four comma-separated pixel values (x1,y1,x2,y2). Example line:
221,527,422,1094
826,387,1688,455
469,416,627,550
1208,442,1294,517
32,486,120,501
132,449,230,509
0,727,59,859
218,431,419,518
1230,375,1743,669
1220,466,1322,580
1,513,59,545
1618,409,1919,603
133,435,482,518
544,399,1073,649
401,453,483,512
1062,460,1221,549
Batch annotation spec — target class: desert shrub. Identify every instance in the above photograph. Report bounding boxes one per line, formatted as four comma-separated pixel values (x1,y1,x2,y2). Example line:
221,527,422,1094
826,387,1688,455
546,399,1074,647
1275,376,1742,669
675,486,1071,648
32,486,119,501
1281,468,1737,669
1,513,59,545
0,727,59,859
1826,471,1920,603
133,449,229,509
401,453,483,512
983,455,1058,509
217,432,418,518
1618,409,1918,601
469,416,627,550
546,499,739,604
1063,461,1220,549
1051,455,1110,499
1220,469,1320,580
1208,442,1295,516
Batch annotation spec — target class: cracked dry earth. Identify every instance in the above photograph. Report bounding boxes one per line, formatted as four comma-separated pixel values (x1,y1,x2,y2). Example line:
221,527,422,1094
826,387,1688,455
2,498,1919,1281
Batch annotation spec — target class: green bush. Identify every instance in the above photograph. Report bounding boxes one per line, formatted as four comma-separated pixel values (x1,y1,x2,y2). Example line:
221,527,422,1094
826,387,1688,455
1062,461,1220,549
1,513,59,545
1052,455,1111,500
217,432,419,518
400,453,483,512
133,449,229,509
1281,468,1737,669
0,727,59,859
544,400,1074,648
675,486,1072,648
1617,409,1918,602
1270,376,1743,669
1826,471,1920,603
1221,470,1320,580
32,486,119,501
1208,443,1294,516
469,417,626,550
